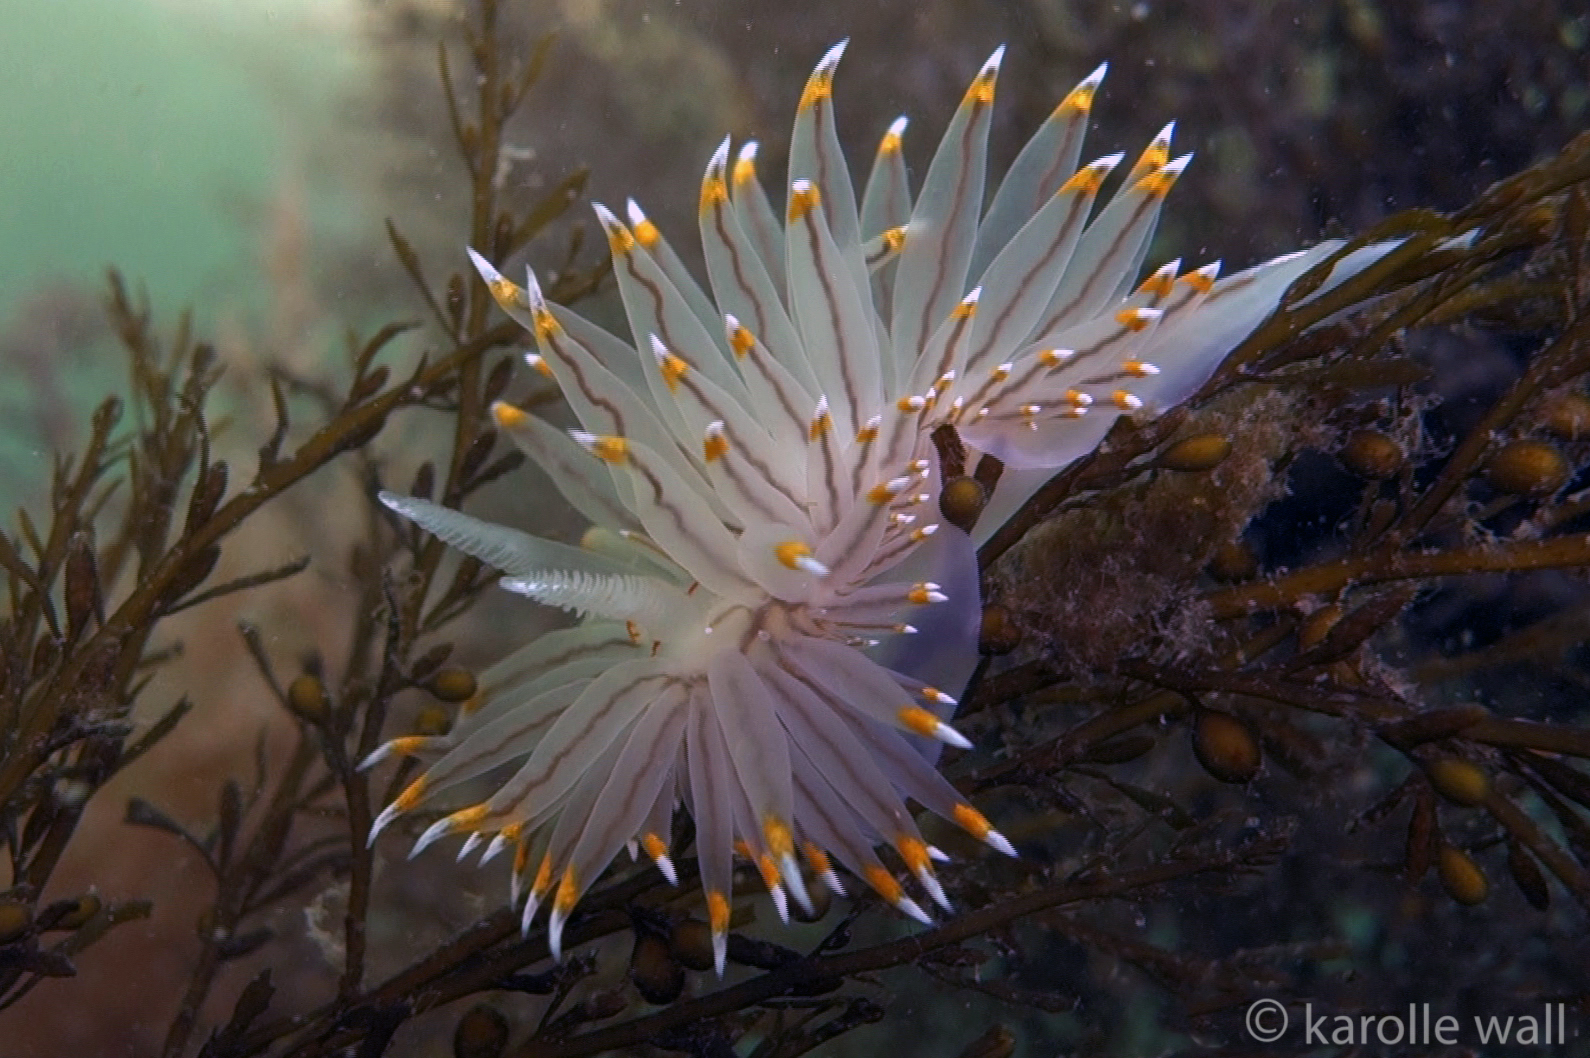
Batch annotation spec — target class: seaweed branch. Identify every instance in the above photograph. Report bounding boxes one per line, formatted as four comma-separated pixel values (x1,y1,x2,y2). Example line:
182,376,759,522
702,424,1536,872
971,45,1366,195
5,8,1590,1058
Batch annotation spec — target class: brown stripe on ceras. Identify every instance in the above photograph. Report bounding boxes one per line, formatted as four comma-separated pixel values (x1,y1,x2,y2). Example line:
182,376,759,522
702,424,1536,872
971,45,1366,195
675,370,803,512
868,521,929,574
876,401,928,479
840,701,949,815
921,300,976,397
820,581,915,619
978,325,1131,421
709,196,768,340
1151,280,1200,322
961,361,1034,420
628,452,739,584
821,618,897,634
1035,190,1158,336
490,672,673,817
848,424,879,500
428,705,564,787
1031,112,1089,207
733,604,772,653
621,247,699,377
913,95,991,354
746,344,810,444
480,635,637,695
826,486,889,567
776,657,909,828
713,437,794,525
964,193,1090,372
790,766,870,870
1067,321,1136,366
688,690,730,865
812,418,845,529
797,207,865,432
863,517,923,584
974,322,1126,417
864,236,898,270
543,328,629,439
572,684,686,863
1200,272,1257,307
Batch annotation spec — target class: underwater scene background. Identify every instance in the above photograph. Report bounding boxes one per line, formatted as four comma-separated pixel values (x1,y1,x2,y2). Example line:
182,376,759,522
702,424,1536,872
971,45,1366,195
2,0,1589,1055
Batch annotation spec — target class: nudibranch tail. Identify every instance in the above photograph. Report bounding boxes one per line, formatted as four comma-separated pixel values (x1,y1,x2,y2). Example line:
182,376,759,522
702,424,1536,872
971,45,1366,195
368,40,1397,971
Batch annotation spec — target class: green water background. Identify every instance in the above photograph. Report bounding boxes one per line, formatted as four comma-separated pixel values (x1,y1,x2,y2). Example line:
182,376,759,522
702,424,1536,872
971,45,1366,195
0,0,370,486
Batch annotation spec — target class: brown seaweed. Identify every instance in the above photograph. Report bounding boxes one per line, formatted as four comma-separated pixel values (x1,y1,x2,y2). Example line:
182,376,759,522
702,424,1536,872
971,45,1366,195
4,2,1590,1055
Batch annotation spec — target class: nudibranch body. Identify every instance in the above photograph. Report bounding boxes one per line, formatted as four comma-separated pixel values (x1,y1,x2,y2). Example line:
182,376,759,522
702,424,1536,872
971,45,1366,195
367,42,1374,972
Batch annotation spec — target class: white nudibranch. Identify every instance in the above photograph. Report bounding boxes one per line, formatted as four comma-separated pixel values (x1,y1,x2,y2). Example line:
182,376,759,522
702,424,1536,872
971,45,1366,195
368,41,1391,973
